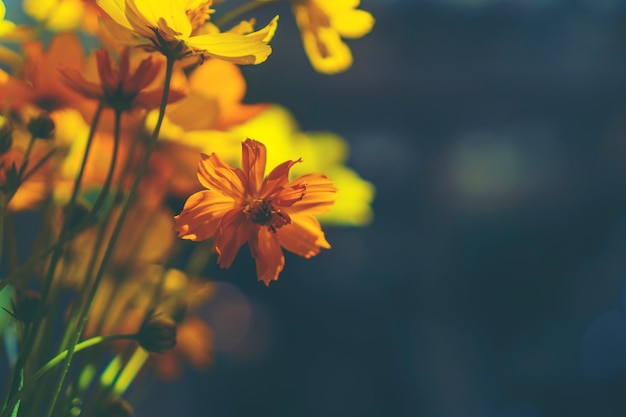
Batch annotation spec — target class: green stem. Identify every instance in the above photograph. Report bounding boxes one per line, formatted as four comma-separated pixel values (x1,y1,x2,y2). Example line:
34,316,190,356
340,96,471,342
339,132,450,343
0,334,136,417
42,56,176,417
214,0,279,29
11,102,105,395
0,202,5,274
16,134,36,179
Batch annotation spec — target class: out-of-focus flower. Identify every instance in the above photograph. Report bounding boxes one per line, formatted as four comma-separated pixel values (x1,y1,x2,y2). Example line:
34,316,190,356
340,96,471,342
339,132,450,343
23,0,86,32
231,105,374,226
0,0,15,36
61,48,185,112
0,122,55,211
155,316,213,379
0,33,93,115
174,139,336,285
291,0,374,74
96,0,278,63
144,58,267,199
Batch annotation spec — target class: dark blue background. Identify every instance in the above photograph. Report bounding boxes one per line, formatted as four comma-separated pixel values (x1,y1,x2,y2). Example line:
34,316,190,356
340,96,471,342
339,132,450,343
143,1,626,416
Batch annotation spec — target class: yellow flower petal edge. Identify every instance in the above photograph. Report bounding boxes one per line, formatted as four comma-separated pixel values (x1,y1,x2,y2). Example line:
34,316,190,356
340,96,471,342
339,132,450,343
96,0,278,63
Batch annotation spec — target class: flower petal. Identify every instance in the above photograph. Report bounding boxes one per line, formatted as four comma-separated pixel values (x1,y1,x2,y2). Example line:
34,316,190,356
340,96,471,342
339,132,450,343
241,138,266,195
197,153,247,201
250,226,285,285
185,16,278,65
173,190,236,241
213,209,250,269
276,213,330,259
261,158,300,199
285,173,337,215
96,0,133,29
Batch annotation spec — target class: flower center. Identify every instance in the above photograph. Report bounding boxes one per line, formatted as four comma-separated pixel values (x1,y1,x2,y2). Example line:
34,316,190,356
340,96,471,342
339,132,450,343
244,199,291,233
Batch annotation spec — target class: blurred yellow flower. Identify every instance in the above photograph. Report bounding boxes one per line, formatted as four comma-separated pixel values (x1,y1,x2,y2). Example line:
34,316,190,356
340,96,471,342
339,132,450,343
231,106,375,226
96,0,278,63
0,0,15,36
23,0,86,32
291,0,374,74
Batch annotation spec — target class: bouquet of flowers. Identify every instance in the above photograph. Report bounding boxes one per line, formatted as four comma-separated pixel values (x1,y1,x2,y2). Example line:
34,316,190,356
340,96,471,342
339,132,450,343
0,0,374,416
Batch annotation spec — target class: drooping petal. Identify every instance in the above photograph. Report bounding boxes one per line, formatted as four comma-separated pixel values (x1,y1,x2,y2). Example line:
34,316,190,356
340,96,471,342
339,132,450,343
213,209,250,269
261,158,301,199
185,16,278,65
197,153,247,201
284,173,337,215
241,139,266,195
276,213,330,260
249,226,285,285
96,0,133,30
331,8,374,39
173,190,236,241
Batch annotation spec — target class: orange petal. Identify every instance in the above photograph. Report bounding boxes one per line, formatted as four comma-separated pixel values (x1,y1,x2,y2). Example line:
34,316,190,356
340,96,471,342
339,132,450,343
262,158,301,199
173,190,236,241
197,153,247,200
277,213,330,259
241,139,266,195
286,173,337,215
249,226,285,285
213,209,250,269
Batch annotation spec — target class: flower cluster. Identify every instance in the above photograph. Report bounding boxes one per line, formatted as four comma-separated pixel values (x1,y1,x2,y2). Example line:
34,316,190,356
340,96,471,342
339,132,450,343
0,0,374,416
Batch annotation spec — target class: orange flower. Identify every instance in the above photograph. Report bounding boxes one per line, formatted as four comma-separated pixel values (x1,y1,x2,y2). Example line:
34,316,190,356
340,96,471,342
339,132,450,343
174,139,337,285
61,48,184,112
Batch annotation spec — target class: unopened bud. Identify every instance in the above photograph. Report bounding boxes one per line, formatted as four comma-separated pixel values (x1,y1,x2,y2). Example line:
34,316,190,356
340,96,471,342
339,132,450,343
12,290,41,324
137,314,177,353
27,113,55,139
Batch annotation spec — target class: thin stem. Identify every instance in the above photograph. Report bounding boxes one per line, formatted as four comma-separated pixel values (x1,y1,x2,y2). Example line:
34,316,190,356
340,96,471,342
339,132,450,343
16,134,36,179
42,57,176,417
0,202,5,274
11,102,105,393
214,0,279,29
0,334,137,417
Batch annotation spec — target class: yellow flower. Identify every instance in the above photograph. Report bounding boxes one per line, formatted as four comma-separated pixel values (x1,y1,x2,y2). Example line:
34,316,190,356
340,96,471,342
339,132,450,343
291,0,374,74
174,139,336,285
0,0,15,36
23,0,86,32
231,106,375,226
96,0,278,63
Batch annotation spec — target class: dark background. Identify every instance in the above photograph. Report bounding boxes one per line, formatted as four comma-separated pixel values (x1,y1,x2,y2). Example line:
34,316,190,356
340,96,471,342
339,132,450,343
142,0,626,416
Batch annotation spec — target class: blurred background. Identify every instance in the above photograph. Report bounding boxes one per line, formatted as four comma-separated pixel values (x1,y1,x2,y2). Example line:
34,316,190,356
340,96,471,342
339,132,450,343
6,0,626,415
133,1,626,416
114,0,626,415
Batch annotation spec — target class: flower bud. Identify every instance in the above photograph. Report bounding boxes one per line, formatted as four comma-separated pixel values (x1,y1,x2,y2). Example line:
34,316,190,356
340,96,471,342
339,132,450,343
137,314,177,353
12,290,41,324
27,113,55,139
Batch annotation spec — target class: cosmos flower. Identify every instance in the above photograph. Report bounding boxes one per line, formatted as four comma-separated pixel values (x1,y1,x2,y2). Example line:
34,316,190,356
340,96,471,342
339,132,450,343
291,0,374,74
174,139,336,285
61,48,184,112
96,0,278,63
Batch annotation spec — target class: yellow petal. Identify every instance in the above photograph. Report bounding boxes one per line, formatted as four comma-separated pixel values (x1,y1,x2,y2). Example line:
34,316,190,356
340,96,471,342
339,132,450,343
331,9,374,39
186,16,278,64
